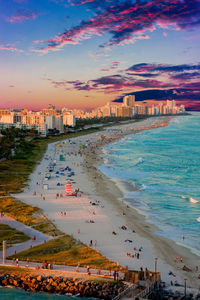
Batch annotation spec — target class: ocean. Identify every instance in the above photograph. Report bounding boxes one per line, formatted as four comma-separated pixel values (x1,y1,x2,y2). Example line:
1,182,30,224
0,286,93,299
99,112,200,256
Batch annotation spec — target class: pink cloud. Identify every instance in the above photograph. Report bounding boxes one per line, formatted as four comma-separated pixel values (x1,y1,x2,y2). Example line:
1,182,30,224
35,0,200,53
0,44,23,52
7,10,39,23
100,61,120,72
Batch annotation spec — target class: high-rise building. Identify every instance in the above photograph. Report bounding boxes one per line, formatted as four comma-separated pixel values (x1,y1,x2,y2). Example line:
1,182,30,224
123,95,135,107
117,106,133,117
63,114,76,127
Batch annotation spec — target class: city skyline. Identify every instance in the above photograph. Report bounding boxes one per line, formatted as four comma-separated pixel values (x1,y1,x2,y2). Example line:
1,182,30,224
0,0,200,110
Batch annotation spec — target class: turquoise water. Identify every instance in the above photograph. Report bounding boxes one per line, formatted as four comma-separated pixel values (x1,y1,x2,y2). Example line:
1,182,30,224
0,287,92,299
99,112,200,255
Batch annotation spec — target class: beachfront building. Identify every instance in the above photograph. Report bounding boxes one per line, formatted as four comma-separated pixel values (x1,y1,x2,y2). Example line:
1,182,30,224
0,98,185,132
63,114,76,127
123,95,135,107
117,106,134,117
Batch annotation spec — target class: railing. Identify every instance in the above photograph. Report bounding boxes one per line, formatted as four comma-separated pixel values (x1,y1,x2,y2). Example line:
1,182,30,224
133,279,161,299
112,284,136,300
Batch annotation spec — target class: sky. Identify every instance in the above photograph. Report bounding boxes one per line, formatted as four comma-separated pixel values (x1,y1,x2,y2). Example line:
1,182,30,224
0,0,200,110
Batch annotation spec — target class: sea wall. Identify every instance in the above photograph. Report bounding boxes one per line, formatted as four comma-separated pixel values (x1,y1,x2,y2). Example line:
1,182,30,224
0,273,126,299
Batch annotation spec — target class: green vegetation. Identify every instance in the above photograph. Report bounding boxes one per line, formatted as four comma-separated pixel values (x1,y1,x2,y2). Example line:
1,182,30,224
0,197,62,236
74,116,145,129
0,223,29,250
9,235,124,271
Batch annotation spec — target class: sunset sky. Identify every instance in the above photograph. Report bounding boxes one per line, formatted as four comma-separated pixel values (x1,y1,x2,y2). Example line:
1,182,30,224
0,0,200,110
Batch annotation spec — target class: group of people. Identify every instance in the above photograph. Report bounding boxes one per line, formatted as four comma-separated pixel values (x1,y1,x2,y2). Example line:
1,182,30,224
12,257,19,267
60,211,67,216
56,193,63,198
174,256,183,263
89,240,97,247
42,260,53,269
127,252,140,259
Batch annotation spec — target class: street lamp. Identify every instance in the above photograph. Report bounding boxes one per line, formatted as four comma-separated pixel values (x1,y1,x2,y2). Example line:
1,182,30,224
154,258,158,288
184,278,187,299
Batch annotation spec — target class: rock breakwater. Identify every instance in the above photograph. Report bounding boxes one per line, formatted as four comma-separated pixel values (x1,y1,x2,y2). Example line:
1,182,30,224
0,273,126,299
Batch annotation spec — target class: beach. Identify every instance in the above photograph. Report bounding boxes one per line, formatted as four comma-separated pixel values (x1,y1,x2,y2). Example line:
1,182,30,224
14,116,200,289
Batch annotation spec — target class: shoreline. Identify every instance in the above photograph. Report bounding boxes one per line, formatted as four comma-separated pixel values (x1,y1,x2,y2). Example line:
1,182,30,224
82,117,200,288
14,116,200,289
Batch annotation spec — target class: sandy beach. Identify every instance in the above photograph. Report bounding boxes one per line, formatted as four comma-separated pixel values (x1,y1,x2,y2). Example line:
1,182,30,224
14,116,200,289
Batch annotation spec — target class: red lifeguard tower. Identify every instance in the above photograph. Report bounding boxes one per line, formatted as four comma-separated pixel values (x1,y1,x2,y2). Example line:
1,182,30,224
65,181,77,196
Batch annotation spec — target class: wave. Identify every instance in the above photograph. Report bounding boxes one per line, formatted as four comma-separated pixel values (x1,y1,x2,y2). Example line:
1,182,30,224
135,157,144,165
189,197,200,204
141,184,146,190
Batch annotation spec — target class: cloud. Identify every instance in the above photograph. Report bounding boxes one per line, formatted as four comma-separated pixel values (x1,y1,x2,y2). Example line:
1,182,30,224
35,0,200,52
44,62,200,97
88,50,110,58
7,9,39,23
127,63,200,73
100,61,120,72
0,44,23,52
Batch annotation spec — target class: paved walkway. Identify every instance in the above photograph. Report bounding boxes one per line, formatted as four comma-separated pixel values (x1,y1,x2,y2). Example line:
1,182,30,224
0,215,52,257
0,259,124,280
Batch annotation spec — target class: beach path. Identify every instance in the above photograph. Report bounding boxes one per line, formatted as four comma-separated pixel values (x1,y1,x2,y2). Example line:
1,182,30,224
0,215,52,257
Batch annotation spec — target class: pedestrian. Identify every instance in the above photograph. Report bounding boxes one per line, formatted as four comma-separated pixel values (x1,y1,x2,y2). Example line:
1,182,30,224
180,256,183,262
116,271,119,281
89,240,93,247
113,270,117,281
76,262,80,272
16,258,19,267
87,266,90,275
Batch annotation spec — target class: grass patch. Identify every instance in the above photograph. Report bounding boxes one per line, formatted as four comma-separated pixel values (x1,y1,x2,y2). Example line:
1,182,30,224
9,235,125,271
0,197,62,236
0,223,30,250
